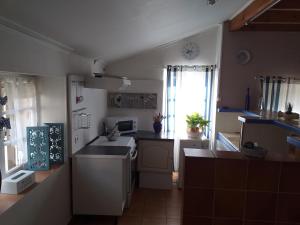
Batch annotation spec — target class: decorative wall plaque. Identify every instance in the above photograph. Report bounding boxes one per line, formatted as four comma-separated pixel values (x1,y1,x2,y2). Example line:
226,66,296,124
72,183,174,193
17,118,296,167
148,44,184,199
45,123,64,165
108,92,157,109
27,126,50,171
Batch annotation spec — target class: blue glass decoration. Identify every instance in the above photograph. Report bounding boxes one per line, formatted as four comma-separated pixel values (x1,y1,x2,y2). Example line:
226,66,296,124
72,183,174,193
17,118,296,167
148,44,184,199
45,123,64,165
0,117,11,130
27,126,50,171
153,122,162,134
0,96,7,105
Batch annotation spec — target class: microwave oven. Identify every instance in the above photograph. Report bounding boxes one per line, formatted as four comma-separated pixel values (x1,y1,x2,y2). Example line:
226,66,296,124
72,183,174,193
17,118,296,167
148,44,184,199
105,116,138,134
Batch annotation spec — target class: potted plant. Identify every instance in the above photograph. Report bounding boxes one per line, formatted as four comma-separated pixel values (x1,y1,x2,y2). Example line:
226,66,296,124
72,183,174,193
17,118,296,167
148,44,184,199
153,113,165,134
186,112,209,138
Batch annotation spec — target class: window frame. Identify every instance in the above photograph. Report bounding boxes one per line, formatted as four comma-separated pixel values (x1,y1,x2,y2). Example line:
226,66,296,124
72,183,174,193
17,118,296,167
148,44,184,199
0,75,37,178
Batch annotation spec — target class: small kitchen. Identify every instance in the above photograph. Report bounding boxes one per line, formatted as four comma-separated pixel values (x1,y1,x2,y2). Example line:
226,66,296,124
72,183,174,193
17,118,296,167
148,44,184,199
69,68,211,218
1,1,300,225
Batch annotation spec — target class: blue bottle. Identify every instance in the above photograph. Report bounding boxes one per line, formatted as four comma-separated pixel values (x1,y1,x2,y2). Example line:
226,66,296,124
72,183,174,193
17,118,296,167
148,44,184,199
245,88,250,111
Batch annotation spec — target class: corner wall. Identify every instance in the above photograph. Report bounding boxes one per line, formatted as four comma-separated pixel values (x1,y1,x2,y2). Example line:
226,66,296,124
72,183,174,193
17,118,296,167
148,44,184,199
219,22,300,110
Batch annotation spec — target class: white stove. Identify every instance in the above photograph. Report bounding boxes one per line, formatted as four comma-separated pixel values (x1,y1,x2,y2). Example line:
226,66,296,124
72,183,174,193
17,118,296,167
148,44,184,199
91,136,135,149
89,135,137,208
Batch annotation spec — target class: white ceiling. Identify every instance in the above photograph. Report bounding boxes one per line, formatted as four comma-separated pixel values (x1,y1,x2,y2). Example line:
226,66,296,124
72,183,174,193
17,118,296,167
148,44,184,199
0,0,250,63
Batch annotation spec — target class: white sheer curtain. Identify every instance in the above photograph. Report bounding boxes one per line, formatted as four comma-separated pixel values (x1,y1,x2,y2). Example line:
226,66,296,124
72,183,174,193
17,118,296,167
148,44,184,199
174,69,206,136
278,80,300,114
163,66,209,171
2,75,37,170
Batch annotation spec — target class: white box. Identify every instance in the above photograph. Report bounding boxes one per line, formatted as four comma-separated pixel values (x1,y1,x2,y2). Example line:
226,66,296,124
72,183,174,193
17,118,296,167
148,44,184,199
1,170,35,194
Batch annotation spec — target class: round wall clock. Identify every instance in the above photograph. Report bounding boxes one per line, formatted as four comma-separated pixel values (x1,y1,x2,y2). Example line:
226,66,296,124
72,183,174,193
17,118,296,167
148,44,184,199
182,42,200,60
236,50,251,65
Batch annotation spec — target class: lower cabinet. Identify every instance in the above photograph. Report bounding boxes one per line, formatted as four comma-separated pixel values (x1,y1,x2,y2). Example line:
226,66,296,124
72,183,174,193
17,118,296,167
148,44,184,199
72,155,129,216
137,140,174,189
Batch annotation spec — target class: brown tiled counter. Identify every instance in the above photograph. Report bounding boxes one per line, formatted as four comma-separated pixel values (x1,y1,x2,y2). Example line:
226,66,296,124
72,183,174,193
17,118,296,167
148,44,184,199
182,149,300,225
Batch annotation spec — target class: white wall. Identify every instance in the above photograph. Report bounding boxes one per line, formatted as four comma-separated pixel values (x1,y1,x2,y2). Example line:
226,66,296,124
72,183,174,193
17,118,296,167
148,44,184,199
36,76,69,162
0,77,72,225
0,165,71,225
86,78,162,130
219,21,300,110
106,26,220,80
95,26,220,131
0,24,90,77
0,24,91,225
36,76,67,124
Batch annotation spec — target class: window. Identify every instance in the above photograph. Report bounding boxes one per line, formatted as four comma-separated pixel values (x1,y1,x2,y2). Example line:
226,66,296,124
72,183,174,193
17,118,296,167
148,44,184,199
0,74,37,177
163,65,214,136
162,65,215,172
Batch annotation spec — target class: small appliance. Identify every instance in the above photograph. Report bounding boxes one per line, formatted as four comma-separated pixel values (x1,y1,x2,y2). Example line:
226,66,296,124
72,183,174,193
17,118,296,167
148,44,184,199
105,116,138,134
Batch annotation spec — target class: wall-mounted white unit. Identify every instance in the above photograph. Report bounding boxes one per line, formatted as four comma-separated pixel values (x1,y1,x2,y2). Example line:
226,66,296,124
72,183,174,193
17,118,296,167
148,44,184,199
68,75,107,155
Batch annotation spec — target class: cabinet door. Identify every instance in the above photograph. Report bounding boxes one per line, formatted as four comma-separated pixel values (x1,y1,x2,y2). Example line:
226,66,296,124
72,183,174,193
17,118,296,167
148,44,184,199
138,140,174,173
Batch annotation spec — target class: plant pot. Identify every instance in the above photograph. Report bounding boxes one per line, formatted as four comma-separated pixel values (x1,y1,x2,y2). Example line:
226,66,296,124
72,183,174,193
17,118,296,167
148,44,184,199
187,127,202,139
153,122,162,134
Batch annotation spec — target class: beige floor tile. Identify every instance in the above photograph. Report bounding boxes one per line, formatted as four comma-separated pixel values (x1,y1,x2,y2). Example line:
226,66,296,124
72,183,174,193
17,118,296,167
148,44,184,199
166,206,182,219
166,198,182,208
124,202,144,217
118,216,142,225
166,218,181,225
165,189,182,199
143,205,166,219
131,196,145,205
132,189,148,199
120,187,182,225
142,217,167,225
145,190,167,201
145,198,166,208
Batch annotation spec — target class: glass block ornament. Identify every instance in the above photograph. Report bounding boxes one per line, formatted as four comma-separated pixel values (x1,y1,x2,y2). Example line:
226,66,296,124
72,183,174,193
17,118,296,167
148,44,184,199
45,123,64,165
27,126,50,171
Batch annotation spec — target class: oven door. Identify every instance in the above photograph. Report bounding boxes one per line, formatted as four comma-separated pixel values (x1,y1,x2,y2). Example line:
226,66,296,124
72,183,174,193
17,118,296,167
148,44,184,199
126,148,137,208
131,149,138,188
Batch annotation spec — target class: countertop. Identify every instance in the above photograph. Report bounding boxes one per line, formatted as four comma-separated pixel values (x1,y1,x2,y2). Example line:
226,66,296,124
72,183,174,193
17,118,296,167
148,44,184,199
287,135,300,148
122,130,175,141
184,148,300,162
238,111,300,134
75,145,130,159
217,132,240,151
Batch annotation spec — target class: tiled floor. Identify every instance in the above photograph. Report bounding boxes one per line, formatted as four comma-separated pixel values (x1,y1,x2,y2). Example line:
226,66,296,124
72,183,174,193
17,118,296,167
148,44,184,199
118,187,182,225
69,173,182,225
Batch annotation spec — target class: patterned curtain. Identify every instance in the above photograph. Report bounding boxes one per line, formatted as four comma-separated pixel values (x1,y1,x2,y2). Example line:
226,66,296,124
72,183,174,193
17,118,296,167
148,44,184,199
261,76,283,112
260,76,300,113
204,67,214,137
164,65,178,133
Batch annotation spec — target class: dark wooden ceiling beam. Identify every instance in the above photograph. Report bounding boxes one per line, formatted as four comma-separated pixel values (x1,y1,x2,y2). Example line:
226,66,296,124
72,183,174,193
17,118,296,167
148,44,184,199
241,23,300,31
229,0,281,31
272,0,300,10
253,10,300,23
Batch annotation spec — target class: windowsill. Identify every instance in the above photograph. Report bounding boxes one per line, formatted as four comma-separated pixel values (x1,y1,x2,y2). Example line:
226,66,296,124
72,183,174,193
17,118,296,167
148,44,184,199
0,164,63,216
